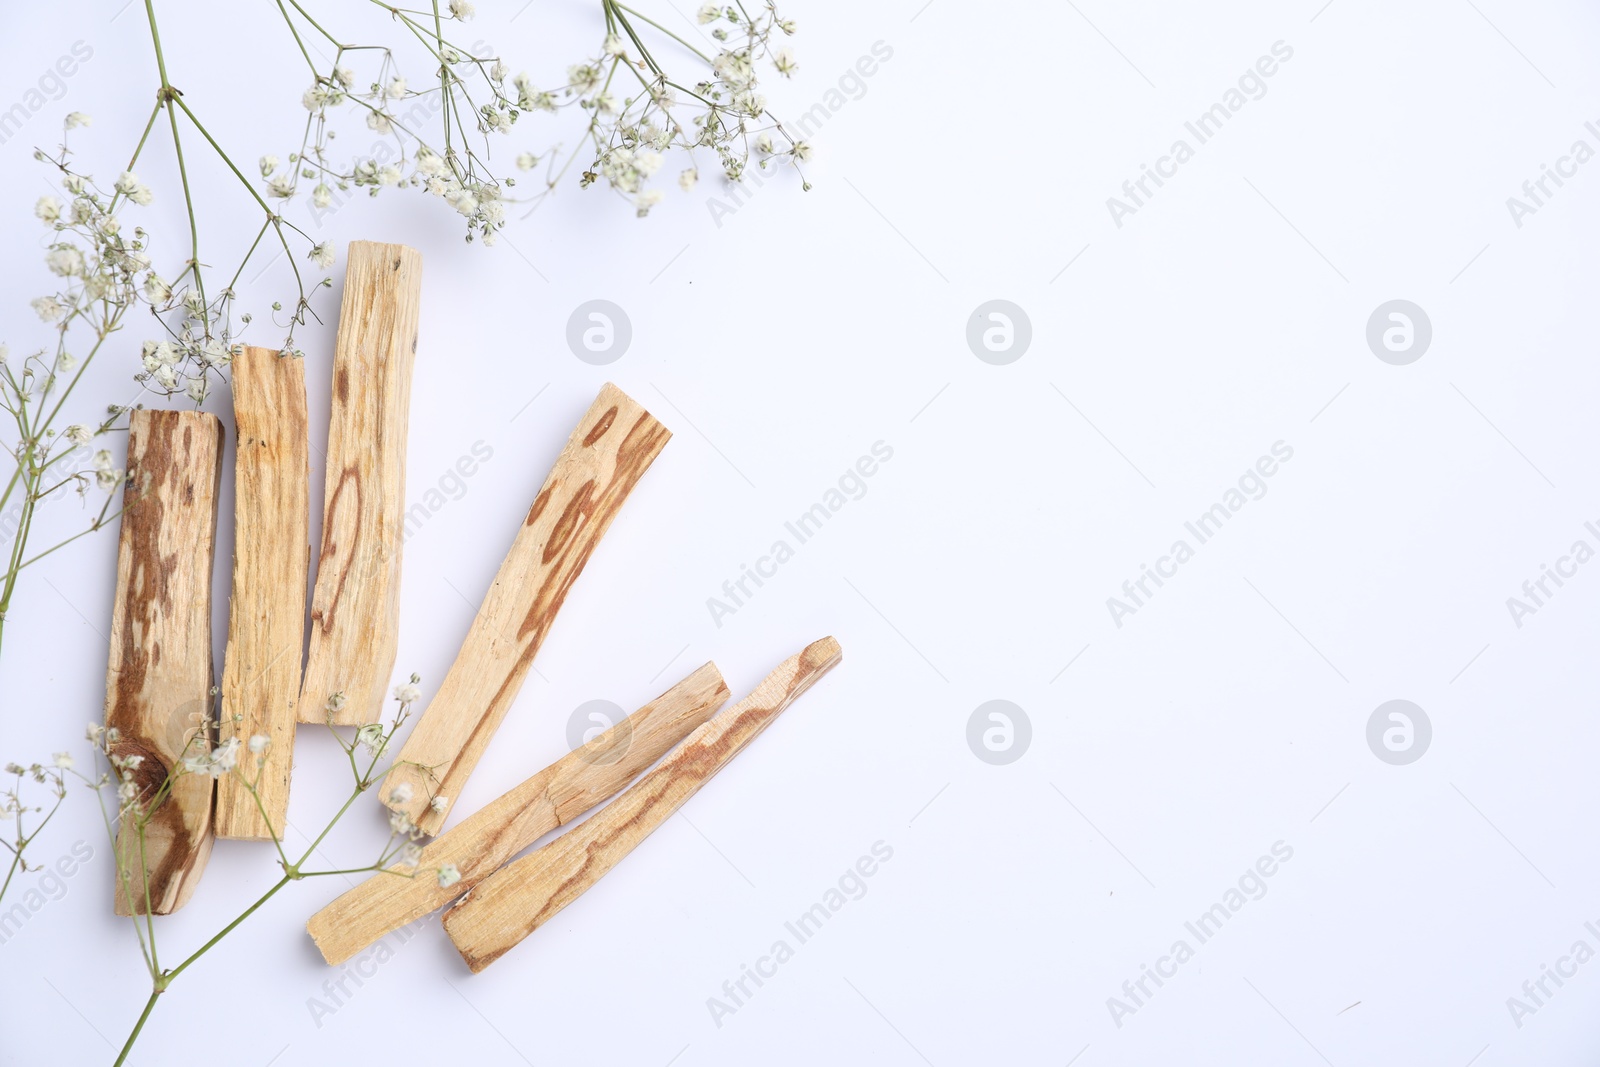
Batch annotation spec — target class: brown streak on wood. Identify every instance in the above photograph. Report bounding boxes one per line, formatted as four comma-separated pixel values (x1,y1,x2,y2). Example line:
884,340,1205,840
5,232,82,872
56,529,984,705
441,637,841,972
383,383,670,833
305,662,728,965
105,410,224,915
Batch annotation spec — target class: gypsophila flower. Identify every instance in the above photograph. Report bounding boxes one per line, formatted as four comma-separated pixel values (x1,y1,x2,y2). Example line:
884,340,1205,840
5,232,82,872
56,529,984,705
388,76,407,99
64,424,92,446
309,242,335,269
679,169,698,191
46,246,84,277
635,189,664,216
697,3,720,23
248,735,270,755
792,141,813,162
31,296,66,322
430,795,448,814
389,809,416,835
65,111,91,129
437,863,462,888
389,782,415,805
398,842,424,867
114,171,153,205
516,152,538,171
773,48,798,77
52,752,73,770
603,33,625,57
259,155,280,177
449,0,474,19
394,682,422,705
356,723,387,760
34,196,61,224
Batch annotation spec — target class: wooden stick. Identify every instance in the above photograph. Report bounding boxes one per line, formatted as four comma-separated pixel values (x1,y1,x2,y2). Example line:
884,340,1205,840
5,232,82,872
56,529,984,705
104,410,225,915
215,347,311,840
442,637,842,972
299,241,422,725
306,662,729,965
384,383,671,833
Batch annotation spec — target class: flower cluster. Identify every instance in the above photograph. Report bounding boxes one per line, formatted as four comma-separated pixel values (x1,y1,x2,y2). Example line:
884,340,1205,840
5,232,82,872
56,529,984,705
266,0,804,242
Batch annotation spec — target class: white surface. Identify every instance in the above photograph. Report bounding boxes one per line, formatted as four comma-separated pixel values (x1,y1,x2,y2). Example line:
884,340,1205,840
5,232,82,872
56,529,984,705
2,1,1600,1064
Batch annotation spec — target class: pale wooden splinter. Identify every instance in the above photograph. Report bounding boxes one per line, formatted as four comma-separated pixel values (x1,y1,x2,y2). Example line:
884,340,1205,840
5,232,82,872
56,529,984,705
104,410,225,915
299,241,422,726
306,662,729,965
384,383,671,834
215,347,311,840
442,637,842,972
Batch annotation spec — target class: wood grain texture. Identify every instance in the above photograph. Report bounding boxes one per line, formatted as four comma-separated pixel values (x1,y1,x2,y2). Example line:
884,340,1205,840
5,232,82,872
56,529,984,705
299,241,422,725
104,410,225,915
215,347,311,840
306,662,728,965
384,383,671,833
442,637,842,972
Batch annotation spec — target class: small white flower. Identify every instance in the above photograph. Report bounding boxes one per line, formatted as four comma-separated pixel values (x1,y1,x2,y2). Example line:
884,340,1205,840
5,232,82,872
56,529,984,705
449,0,474,19
31,296,66,322
64,111,91,129
430,795,449,813
696,3,720,23
773,48,798,78
185,377,208,404
115,171,153,205
792,141,813,162
366,111,393,135
603,33,625,57
568,63,601,94
266,175,295,199
143,273,171,303
678,168,698,192
388,808,415,835
34,196,61,224
302,83,331,111
356,722,387,759
516,151,538,171
334,66,355,90
398,842,423,867
437,863,462,888
64,424,92,446
388,77,407,99
779,18,797,34
393,682,422,705
326,692,348,714
378,164,403,186
312,184,333,210
635,189,665,216
309,242,335,269
755,132,774,155
389,782,415,805
52,752,73,770
258,154,280,178
453,193,479,217
46,246,84,277
248,735,270,755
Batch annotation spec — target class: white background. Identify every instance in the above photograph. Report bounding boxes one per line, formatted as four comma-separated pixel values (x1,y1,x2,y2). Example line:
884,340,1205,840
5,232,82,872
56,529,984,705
3,0,1600,1064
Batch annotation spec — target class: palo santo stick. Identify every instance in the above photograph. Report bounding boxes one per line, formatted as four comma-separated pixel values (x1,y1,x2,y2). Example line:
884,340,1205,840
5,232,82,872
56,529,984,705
215,347,311,840
306,662,729,965
384,383,671,833
443,637,842,972
104,410,225,915
299,241,422,726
